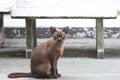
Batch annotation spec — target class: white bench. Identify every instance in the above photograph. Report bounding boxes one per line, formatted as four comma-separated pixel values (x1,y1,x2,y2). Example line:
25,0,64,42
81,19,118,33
11,0,117,58
0,0,11,47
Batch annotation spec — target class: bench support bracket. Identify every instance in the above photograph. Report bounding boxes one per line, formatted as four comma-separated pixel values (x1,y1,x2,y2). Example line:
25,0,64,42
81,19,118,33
26,18,37,58
96,18,104,59
0,14,4,48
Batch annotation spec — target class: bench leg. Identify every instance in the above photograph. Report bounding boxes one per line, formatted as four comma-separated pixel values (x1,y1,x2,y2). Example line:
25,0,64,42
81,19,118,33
96,19,104,59
0,14,4,47
26,18,37,58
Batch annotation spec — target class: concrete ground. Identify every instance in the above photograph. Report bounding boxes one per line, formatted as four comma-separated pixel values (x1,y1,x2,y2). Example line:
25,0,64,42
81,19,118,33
1,38,120,80
1,57,120,80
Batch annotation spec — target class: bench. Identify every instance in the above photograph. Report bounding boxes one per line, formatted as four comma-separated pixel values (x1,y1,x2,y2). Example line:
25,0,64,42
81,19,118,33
0,0,11,47
11,0,117,58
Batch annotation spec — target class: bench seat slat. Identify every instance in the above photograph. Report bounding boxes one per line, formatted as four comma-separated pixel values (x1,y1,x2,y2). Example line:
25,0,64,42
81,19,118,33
11,0,117,19
11,8,117,19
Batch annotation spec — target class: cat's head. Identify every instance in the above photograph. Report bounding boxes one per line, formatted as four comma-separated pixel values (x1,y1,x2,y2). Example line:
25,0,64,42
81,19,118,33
50,26,69,43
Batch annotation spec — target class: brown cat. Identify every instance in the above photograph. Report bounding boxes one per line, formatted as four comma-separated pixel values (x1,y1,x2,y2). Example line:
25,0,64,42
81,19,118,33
8,27,69,79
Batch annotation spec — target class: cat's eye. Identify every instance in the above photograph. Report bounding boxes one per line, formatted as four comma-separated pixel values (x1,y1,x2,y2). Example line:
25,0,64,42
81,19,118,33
54,35,58,38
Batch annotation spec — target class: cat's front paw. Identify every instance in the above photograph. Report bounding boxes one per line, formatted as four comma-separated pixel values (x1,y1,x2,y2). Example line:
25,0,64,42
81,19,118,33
57,73,62,77
50,75,58,79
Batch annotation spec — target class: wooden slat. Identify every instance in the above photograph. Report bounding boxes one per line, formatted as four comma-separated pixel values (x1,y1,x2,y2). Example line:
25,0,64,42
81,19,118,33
11,0,117,19
11,16,117,19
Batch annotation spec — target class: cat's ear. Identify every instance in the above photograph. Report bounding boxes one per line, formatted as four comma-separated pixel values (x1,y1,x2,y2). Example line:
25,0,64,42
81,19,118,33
62,26,69,34
50,26,56,34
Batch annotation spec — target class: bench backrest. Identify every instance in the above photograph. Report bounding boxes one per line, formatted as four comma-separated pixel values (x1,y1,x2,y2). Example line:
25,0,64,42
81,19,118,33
11,0,117,19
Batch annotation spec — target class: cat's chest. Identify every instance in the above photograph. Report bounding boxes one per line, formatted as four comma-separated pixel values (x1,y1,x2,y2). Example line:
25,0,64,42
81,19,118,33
48,45,64,56
55,47,64,54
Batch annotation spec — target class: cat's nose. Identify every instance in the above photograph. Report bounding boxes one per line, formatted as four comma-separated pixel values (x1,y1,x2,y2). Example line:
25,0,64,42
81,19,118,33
58,38,62,42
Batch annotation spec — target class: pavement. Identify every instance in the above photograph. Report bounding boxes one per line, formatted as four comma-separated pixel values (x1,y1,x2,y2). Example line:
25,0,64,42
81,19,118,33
1,57,120,80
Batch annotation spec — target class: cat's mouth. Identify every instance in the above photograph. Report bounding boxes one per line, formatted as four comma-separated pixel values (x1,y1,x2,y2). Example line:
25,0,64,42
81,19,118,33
58,40,62,42
57,39,63,42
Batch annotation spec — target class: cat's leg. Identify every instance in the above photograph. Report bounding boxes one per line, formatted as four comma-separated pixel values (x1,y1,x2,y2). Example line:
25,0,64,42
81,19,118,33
50,62,58,78
49,58,58,78
50,59,61,78
32,64,51,78
33,72,51,78
55,60,61,77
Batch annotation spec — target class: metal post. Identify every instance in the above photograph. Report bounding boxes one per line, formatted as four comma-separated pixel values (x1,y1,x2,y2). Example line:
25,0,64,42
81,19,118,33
96,18,104,59
0,14,4,48
26,18,37,58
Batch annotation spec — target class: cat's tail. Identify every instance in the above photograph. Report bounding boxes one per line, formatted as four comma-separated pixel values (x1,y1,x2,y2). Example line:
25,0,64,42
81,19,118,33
8,72,32,78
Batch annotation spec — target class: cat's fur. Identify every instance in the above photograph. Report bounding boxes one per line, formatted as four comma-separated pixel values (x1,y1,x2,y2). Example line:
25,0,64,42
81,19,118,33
8,27,69,79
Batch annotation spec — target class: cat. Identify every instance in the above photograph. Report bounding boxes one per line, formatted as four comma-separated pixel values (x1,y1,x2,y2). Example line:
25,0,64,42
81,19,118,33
8,26,69,79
